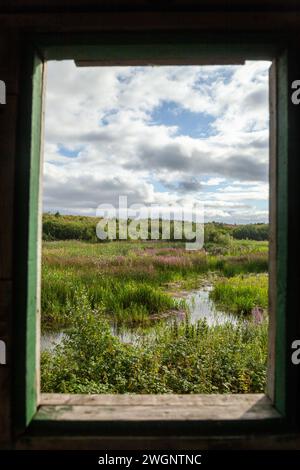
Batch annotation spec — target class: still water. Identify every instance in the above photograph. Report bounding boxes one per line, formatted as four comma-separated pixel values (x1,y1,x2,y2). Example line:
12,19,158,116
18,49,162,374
41,285,235,351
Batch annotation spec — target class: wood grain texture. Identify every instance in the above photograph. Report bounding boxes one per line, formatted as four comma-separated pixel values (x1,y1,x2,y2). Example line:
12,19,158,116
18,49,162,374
40,392,272,407
12,49,44,434
275,51,288,416
0,97,17,280
26,394,283,447
0,281,12,444
0,29,19,446
37,394,280,421
0,30,19,279
0,29,19,95
283,49,300,426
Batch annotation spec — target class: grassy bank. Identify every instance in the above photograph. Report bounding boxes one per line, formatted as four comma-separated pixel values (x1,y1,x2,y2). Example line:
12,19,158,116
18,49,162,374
210,273,268,315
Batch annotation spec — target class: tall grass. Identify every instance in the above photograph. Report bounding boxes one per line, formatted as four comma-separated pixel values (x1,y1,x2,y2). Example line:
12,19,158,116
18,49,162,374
210,273,268,315
42,266,183,329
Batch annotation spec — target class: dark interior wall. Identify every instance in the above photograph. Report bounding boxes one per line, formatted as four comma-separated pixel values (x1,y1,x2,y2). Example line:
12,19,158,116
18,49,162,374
9,0,300,9
0,0,300,449
4,1,300,10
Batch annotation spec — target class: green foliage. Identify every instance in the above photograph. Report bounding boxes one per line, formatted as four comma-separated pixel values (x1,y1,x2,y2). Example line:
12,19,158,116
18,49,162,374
43,214,269,244
210,273,268,315
232,224,269,241
43,213,99,242
41,290,268,394
204,224,232,244
43,213,200,243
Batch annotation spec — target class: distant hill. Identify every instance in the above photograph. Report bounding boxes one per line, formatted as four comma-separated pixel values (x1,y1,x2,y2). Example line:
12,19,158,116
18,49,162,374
42,213,269,242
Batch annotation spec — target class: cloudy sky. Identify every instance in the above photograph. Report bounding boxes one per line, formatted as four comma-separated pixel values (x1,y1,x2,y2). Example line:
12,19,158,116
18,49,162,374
43,60,270,223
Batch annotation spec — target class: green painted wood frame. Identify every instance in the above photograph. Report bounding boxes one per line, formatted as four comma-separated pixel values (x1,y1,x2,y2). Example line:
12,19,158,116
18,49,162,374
12,32,296,436
13,45,44,434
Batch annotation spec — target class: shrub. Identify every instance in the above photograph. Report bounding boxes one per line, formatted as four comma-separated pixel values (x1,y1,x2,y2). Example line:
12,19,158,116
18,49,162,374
232,224,269,241
43,214,99,242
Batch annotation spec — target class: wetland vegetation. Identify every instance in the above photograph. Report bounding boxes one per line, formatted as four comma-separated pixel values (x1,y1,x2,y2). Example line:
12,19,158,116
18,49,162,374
41,215,269,394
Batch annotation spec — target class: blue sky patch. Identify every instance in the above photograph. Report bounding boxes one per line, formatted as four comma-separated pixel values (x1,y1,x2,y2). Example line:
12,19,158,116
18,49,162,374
150,100,215,138
147,177,169,193
58,144,82,158
194,67,236,89
100,108,119,126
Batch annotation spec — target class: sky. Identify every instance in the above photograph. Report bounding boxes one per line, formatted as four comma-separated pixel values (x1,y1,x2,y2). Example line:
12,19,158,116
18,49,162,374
43,60,271,224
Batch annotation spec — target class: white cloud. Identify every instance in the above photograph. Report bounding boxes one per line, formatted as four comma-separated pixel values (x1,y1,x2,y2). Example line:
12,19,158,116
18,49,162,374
202,178,226,186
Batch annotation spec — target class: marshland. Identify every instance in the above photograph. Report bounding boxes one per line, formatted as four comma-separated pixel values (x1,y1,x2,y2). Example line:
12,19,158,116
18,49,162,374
41,214,269,394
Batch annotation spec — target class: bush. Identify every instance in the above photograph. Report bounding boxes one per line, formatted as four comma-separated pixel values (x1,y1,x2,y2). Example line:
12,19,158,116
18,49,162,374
43,214,99,242
232,224,269,241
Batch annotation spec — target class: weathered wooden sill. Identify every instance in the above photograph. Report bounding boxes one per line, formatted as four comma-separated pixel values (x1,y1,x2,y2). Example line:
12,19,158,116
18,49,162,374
15,394,287,449
35,393,280,423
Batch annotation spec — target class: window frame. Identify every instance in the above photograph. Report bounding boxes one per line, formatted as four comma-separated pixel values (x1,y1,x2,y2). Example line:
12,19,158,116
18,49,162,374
13,33,292,440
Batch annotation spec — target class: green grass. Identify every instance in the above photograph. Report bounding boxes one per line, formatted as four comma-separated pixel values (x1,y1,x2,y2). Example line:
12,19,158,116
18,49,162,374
210,273,268,315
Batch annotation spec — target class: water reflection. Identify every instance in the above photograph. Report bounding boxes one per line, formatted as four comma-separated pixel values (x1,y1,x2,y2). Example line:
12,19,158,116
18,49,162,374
41,285,236,351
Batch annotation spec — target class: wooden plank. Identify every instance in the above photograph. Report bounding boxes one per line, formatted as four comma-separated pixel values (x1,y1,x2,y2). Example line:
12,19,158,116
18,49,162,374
0,281,12,444
0,97,17,280
283,49,300,426
0,29,19,95
76,58,245,66
0,29,19,446
267,61,277,402
275,51,288,416
29,395,282,443
0,281,12,335
40,392,271,407
36,394,280,422
43,38,278,62
0,29,19,281
0,352,10,443
36,404,279,422
13,48,45,434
